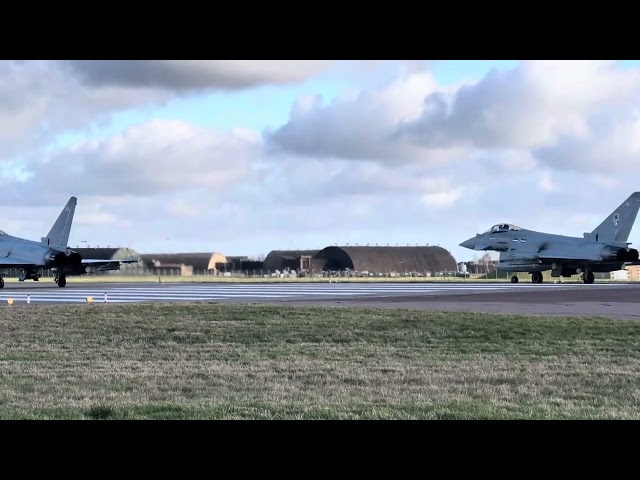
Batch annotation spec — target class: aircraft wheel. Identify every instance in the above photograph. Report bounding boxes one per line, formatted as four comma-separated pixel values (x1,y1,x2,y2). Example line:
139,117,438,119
57,276,67,288
0,277,4,289
583,272,595,284
531,272,543,284
511,275,519,284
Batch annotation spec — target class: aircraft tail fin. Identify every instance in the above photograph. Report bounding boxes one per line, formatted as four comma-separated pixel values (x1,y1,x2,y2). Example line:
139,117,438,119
42,196,77,249
590,192,640,244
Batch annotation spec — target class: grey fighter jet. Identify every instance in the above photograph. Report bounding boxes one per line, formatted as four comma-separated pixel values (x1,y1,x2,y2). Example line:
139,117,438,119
459,192,640,284
0,196,139,288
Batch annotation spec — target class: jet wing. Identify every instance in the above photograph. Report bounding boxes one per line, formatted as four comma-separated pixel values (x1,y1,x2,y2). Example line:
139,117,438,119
0,256,38,268
81,257,140,272
82,258,139,265
536,252,602,262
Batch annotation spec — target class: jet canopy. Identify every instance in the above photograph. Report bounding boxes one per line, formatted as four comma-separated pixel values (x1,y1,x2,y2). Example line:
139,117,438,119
483,224,522,234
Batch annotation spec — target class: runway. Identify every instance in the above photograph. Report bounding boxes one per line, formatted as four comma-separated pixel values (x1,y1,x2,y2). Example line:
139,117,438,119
0,281,639,319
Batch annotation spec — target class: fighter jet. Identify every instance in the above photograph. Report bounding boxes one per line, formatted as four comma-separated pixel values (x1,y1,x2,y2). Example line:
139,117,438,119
0,196,139,288
459,192,640,284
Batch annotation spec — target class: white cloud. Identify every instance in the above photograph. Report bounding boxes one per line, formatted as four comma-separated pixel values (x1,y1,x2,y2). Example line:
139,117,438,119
534,107,640,173
1,60,640,262
421,190,463,208
0,60,331,167
537,171,558,192
75,211,129,227
167,199,203,218
63,60,334,91
398,60,640,152
266,72,442,163
587,173,618,189
0,61,170,160
481,150,538,173
267,61,640,178
15,119,263,199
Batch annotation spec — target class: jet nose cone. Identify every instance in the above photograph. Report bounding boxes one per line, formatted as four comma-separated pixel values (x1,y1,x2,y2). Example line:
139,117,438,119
459,238,476,250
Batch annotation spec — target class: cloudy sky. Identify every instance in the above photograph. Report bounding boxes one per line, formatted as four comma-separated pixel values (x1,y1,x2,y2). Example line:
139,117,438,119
1,60,639,262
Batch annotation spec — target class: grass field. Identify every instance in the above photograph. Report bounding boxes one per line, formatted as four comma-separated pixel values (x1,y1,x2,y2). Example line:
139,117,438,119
0,303,639,419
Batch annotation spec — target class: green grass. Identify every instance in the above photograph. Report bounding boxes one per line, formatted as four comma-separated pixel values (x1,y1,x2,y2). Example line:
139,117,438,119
0,303,639,419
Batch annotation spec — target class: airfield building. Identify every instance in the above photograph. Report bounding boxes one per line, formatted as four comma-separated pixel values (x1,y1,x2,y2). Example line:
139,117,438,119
310,246,457,276
262,250,320,272
139,252,227,275
64,245,459,278
627,265,640,280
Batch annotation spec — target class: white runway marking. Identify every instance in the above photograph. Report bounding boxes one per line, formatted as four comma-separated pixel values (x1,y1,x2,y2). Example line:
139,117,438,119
0,282,632,304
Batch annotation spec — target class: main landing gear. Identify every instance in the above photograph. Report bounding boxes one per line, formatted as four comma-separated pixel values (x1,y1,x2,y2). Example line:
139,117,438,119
531,272,543,284
582,271,595,284
0,277,4,289
19,270,41,282
524,269,595,285
54,275,67,288
511,275,519,283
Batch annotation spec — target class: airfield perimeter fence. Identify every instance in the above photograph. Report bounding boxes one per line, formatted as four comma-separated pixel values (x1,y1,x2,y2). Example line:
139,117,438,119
1,267,487,280
2,267,632,282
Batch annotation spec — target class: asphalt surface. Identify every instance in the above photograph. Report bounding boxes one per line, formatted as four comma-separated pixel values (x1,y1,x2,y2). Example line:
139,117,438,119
0,280,638,319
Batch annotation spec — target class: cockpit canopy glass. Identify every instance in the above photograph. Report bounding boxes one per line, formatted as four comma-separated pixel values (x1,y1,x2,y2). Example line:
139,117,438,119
483,224,522,234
